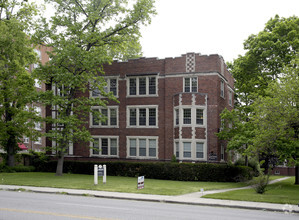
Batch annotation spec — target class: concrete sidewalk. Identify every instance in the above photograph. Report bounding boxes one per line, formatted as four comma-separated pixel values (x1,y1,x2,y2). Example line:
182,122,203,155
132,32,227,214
0,177,298,214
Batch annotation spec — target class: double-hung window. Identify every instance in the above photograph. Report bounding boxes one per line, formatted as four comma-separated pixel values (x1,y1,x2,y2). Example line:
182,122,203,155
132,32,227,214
91,107,118,127
220,80,225,98
175,107,205,126
184,77,197,92
127,106,158,128
127,137,158,158
196,109,203,125
91,136,118,157
196,142,204,159
183,109,191,124
128,76,157,96
91,78,118,97
175,141,206,160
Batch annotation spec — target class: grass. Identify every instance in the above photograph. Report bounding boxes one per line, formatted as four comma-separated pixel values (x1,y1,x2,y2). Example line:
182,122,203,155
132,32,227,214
203,177,299,205
0,172,248,196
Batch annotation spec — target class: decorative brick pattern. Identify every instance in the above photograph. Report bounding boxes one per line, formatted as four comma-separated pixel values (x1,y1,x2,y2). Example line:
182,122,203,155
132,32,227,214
186,53,195,72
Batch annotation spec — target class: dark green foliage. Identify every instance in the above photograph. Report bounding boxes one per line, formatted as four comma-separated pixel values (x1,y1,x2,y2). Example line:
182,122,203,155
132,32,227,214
0,164,35,173
234,158,259,176
34,160,253,182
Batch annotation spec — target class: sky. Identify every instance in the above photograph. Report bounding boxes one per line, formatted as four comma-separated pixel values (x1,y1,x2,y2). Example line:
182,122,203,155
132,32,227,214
139,0,298,62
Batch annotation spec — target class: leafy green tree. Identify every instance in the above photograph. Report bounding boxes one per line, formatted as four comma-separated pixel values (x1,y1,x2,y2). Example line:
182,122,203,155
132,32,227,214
249,63,299,183
33,0,156,176
218,15,298,181
0,0,40,166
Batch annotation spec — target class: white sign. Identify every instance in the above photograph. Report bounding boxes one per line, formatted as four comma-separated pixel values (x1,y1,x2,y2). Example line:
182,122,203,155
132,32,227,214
94,164,107,185
137,176,144,189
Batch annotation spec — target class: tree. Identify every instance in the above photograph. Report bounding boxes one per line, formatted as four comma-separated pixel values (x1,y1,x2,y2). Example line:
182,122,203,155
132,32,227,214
249,63,299,183
33,0,156,176
218,15,299,180
0,0,40,166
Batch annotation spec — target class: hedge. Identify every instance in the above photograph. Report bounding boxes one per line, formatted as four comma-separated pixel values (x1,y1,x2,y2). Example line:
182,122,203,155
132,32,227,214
35,160,253,182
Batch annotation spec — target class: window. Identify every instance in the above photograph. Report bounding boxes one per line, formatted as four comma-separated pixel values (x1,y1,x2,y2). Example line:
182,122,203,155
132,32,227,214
175,142,179,158
129,78,137,95
221,144,224,161
149,77,156,94
128,76,157,96
35,79,42,88
127,106,158,128
220,80,225,98
228,90,233,106
184,77,197,92
24,137,29,143
183,142,191,158
196,109,203,125
34,137,42,145
175,109,179,125
196,142,204,158
91,78,118,97
35,106,41,116
33,49,41,69
91,137,118,157
130,109,137,126
35,122,41,130
91,107,118,127
175,140,206,160
127,137,158,158
139,78,146,95
183,109,191,124
175,107,205,127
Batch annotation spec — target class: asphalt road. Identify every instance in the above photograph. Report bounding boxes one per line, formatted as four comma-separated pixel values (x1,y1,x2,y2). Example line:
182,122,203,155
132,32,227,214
0,190,298,220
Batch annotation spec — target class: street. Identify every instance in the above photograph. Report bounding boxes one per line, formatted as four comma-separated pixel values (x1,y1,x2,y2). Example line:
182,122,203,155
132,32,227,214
0,190,298,220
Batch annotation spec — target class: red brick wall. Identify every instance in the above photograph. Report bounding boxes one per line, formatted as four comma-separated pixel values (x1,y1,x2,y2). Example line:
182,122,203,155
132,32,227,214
48,53,234,162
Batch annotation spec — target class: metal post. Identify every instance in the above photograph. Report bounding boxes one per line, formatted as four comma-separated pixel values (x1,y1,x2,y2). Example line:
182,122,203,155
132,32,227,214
103,164,106,184
94,164,98,185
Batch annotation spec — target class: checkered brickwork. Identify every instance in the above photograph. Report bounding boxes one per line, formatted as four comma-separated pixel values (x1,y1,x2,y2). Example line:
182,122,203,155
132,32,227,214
186,53,195,72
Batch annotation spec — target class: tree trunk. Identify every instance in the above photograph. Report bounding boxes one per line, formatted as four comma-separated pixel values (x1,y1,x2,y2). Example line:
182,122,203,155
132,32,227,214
55,153,64,176
245,155,248,167
295,165,299,185
7,145,15,167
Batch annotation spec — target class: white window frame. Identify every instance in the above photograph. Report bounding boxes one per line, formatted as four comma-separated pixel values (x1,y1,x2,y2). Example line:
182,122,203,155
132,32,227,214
127,105,158,128
90,77,119,98
90,106,119,128
34,122,41,130
184,77,197,92
34,79,42,88
127,76,158,97
220,80,225,98
174,106,206,127
34,106,42,116
126,136,158,159
23,136,29,143
90,136,119,157
174,139,207,161
34,137,42,145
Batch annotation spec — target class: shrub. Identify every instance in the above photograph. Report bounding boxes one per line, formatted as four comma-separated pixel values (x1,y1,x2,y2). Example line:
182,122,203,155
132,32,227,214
34,160,253,182
251,173,269,194
0,164,35,173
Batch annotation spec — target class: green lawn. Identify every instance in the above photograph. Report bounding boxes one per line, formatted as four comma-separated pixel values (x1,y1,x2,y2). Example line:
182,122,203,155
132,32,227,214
203,177,299,205
0,172,248,196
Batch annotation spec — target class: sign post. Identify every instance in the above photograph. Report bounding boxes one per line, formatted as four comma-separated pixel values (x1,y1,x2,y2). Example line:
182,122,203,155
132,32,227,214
103,164,106,184
95,164,106,185
94,164,98,185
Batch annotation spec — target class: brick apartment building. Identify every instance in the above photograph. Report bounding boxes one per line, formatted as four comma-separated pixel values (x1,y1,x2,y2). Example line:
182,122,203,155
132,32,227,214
59,52,234,162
